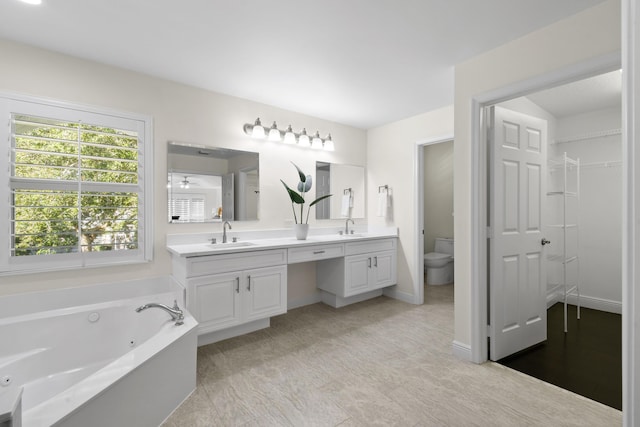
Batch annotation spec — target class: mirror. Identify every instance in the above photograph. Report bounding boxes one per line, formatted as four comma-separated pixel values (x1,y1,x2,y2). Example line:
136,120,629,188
168,142,259,222
315,162,365,220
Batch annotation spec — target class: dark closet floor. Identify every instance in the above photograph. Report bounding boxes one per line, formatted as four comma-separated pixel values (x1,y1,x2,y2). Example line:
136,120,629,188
497,303,622,410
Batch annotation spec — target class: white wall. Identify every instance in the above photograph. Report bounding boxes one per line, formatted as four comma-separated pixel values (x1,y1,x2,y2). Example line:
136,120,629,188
454,0,620,348
423,141,454,253
552,107,622,309
367,106,454,301
0,38,366,297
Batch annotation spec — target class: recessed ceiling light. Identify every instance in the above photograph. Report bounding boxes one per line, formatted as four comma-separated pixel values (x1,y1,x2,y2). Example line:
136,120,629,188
18,0,42,5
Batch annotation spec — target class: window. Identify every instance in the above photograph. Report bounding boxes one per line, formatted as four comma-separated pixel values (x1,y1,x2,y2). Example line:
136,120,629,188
0,94,153,274
168,194,205,222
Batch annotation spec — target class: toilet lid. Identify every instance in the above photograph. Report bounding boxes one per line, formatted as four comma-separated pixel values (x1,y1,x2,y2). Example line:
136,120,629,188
424,252,452,261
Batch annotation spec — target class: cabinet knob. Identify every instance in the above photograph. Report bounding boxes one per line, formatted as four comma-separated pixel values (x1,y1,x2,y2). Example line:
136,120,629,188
247,275,251,291
374,256,378,267
368,258,371,268
235,277,240,293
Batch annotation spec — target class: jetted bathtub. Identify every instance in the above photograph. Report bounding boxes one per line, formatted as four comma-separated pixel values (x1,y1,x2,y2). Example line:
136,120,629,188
0,277,197,427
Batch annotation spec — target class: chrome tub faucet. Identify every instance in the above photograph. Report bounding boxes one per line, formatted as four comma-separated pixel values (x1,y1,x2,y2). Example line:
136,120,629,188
135,300,184,325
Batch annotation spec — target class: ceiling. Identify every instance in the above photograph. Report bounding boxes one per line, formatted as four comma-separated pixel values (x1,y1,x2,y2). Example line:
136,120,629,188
0,0,606,129
526,70,621,118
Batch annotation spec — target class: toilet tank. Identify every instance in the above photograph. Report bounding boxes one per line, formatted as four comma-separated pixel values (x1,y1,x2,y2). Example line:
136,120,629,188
434,238,454,255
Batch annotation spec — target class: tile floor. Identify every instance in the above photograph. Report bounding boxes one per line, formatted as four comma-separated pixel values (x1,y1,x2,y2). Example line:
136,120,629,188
163,285,621,426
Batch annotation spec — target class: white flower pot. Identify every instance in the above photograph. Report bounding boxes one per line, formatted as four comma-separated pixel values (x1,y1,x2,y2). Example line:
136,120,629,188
294,223,309,240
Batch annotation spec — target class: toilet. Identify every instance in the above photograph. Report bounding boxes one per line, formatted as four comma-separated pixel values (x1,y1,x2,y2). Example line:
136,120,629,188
424,237,454,285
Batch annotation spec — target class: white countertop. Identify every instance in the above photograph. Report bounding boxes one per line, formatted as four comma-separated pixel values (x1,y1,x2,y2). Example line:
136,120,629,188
166,227,398,257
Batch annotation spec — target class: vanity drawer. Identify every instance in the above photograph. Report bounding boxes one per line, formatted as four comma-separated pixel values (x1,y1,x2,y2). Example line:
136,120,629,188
186,249,287,277
288,243,345,264
345,238,396,256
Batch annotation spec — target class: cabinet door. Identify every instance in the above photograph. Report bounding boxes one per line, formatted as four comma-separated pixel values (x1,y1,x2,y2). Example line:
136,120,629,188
243,265,287,322
371,250,397,289
189,272,242,334
344,254,371,297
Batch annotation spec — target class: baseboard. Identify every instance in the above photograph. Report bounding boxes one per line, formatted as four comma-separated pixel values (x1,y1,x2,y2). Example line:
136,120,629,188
546,291,621,314
567,294,622,314
452,340,472,362
546,291,561,308
383,286,418,304
287,292,322,310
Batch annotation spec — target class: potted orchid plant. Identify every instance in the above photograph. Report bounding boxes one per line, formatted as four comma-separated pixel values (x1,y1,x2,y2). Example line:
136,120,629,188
281,162,332,239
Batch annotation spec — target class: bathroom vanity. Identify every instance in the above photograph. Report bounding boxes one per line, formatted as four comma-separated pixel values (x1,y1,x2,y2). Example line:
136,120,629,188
167,229,397,345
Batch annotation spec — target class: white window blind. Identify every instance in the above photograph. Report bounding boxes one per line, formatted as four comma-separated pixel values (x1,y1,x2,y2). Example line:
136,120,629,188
0,95,153,274
168,195,205,222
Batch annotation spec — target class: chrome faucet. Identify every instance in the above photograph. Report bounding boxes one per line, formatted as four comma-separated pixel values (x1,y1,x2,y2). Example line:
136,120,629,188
135,300,184,325
222,220,232,243
345,218,355,235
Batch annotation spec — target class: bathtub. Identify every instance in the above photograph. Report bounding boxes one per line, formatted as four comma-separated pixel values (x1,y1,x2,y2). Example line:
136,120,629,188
0,277,198,427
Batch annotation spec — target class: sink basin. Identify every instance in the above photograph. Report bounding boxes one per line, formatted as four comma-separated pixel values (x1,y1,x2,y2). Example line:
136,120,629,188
206,241,256,249
340,233,365,238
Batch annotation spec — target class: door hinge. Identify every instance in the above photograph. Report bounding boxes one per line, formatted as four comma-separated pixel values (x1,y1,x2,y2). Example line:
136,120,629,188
486,226,493,239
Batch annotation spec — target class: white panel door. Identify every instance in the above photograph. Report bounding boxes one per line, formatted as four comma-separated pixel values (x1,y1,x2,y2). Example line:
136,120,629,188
489,106,548,361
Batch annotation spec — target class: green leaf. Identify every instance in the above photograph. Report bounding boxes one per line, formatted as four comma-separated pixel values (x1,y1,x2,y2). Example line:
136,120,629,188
309,193,332,207
291,162,306,183
280,180,305,204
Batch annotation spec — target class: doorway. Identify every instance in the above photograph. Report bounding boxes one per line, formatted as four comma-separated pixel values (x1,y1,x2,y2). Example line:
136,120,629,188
485,70,622,408
414,135,454,304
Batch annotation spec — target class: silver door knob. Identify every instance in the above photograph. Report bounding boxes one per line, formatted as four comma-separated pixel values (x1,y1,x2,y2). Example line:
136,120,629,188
541,238,551,246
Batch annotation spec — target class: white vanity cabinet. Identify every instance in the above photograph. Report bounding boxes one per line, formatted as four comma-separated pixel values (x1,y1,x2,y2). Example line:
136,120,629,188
168,231,398,341
173,249,287,339
345,250,395,296
188,265,287,335
317,238,397,307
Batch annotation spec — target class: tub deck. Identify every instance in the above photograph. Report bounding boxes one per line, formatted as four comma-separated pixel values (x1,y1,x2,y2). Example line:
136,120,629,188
0,277,197,427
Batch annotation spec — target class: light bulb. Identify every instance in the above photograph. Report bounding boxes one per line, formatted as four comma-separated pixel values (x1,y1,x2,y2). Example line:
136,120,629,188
268,121,282,141
298,128,310,147
283,125,296,144
251,117,265,139
323,134,335,151
311,131,323,149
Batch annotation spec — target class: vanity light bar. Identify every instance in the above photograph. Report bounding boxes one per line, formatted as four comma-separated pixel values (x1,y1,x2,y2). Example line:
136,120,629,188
243,118,335,151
